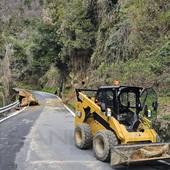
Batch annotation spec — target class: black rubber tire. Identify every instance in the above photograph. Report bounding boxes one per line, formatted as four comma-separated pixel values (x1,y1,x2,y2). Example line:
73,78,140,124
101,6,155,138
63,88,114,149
93,130,118,162
74,123,92,149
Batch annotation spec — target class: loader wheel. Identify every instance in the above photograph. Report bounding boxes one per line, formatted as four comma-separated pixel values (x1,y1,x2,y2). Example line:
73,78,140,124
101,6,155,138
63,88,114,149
74,123,92,149
93,130,118,162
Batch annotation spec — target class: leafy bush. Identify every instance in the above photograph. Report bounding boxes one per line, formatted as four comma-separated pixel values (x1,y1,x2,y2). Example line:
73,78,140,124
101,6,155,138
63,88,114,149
153,118,170,142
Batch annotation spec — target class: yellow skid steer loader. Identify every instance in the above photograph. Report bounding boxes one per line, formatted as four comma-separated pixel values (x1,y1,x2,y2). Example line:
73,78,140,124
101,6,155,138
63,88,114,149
74,83,170,166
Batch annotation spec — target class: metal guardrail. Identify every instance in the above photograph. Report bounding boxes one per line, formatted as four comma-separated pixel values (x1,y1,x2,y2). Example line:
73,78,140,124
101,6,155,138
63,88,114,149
0,101,20,114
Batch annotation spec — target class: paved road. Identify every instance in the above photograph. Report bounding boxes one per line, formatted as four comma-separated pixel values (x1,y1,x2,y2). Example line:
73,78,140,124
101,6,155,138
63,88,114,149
0,92,46,170
0,91,170,170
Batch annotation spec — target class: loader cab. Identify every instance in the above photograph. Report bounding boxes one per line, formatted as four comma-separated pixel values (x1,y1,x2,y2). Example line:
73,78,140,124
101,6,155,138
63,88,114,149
117,86,142,126
95,86,158,129
95,86,117,116
95,86,143,127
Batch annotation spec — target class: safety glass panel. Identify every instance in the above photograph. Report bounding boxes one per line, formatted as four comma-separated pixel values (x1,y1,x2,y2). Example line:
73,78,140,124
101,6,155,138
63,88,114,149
119,92,136,108
140,88,158,119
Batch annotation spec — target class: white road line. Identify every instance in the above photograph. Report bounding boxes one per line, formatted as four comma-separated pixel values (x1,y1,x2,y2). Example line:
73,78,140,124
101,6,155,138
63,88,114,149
56,95,75,117
158,160,170,166
0,107,27,123
63,104,75,117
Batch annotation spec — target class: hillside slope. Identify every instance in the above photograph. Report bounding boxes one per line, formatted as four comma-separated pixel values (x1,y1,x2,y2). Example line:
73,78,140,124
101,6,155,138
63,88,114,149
0,0,169,140
0,0,169,102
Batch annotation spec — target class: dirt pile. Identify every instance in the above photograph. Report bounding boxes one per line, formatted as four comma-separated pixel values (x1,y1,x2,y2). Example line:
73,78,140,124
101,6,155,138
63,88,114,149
19,89,39,106
131,144,169,160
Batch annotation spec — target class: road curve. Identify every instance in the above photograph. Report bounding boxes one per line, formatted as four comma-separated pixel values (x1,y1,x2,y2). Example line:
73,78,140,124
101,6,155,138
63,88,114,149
0,91,169,170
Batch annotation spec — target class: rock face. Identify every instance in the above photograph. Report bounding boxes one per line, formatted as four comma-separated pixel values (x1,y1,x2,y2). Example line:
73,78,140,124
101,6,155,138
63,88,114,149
19,90,39,106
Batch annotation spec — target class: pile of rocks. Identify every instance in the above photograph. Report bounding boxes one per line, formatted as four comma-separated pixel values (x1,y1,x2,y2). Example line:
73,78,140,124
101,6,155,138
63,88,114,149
18,89,39,107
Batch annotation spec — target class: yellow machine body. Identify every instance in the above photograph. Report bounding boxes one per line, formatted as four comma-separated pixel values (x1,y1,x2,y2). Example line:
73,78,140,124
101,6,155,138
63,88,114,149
74,86,170,165
75,92,157,144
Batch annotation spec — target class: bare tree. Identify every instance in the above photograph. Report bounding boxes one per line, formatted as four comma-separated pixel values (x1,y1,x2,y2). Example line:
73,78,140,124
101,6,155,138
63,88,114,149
1,43,13,100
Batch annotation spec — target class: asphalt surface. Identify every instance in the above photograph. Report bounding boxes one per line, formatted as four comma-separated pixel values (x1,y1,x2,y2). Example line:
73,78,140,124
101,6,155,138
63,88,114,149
0,92,45,170
0,91,170,170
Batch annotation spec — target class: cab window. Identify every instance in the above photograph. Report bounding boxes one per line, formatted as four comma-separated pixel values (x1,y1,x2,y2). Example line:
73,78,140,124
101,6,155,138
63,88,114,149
96,90,114,109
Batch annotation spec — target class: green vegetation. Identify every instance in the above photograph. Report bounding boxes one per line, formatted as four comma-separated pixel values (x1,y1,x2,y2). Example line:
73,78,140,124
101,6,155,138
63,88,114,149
0,0,169,109
0,0,169,140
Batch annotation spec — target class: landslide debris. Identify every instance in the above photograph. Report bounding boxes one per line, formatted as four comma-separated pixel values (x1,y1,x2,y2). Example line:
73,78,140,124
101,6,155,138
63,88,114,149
18,89,39,106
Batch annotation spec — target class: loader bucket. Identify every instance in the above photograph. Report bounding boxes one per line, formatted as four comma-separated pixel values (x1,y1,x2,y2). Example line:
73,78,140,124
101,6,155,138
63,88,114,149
111,143,170,166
